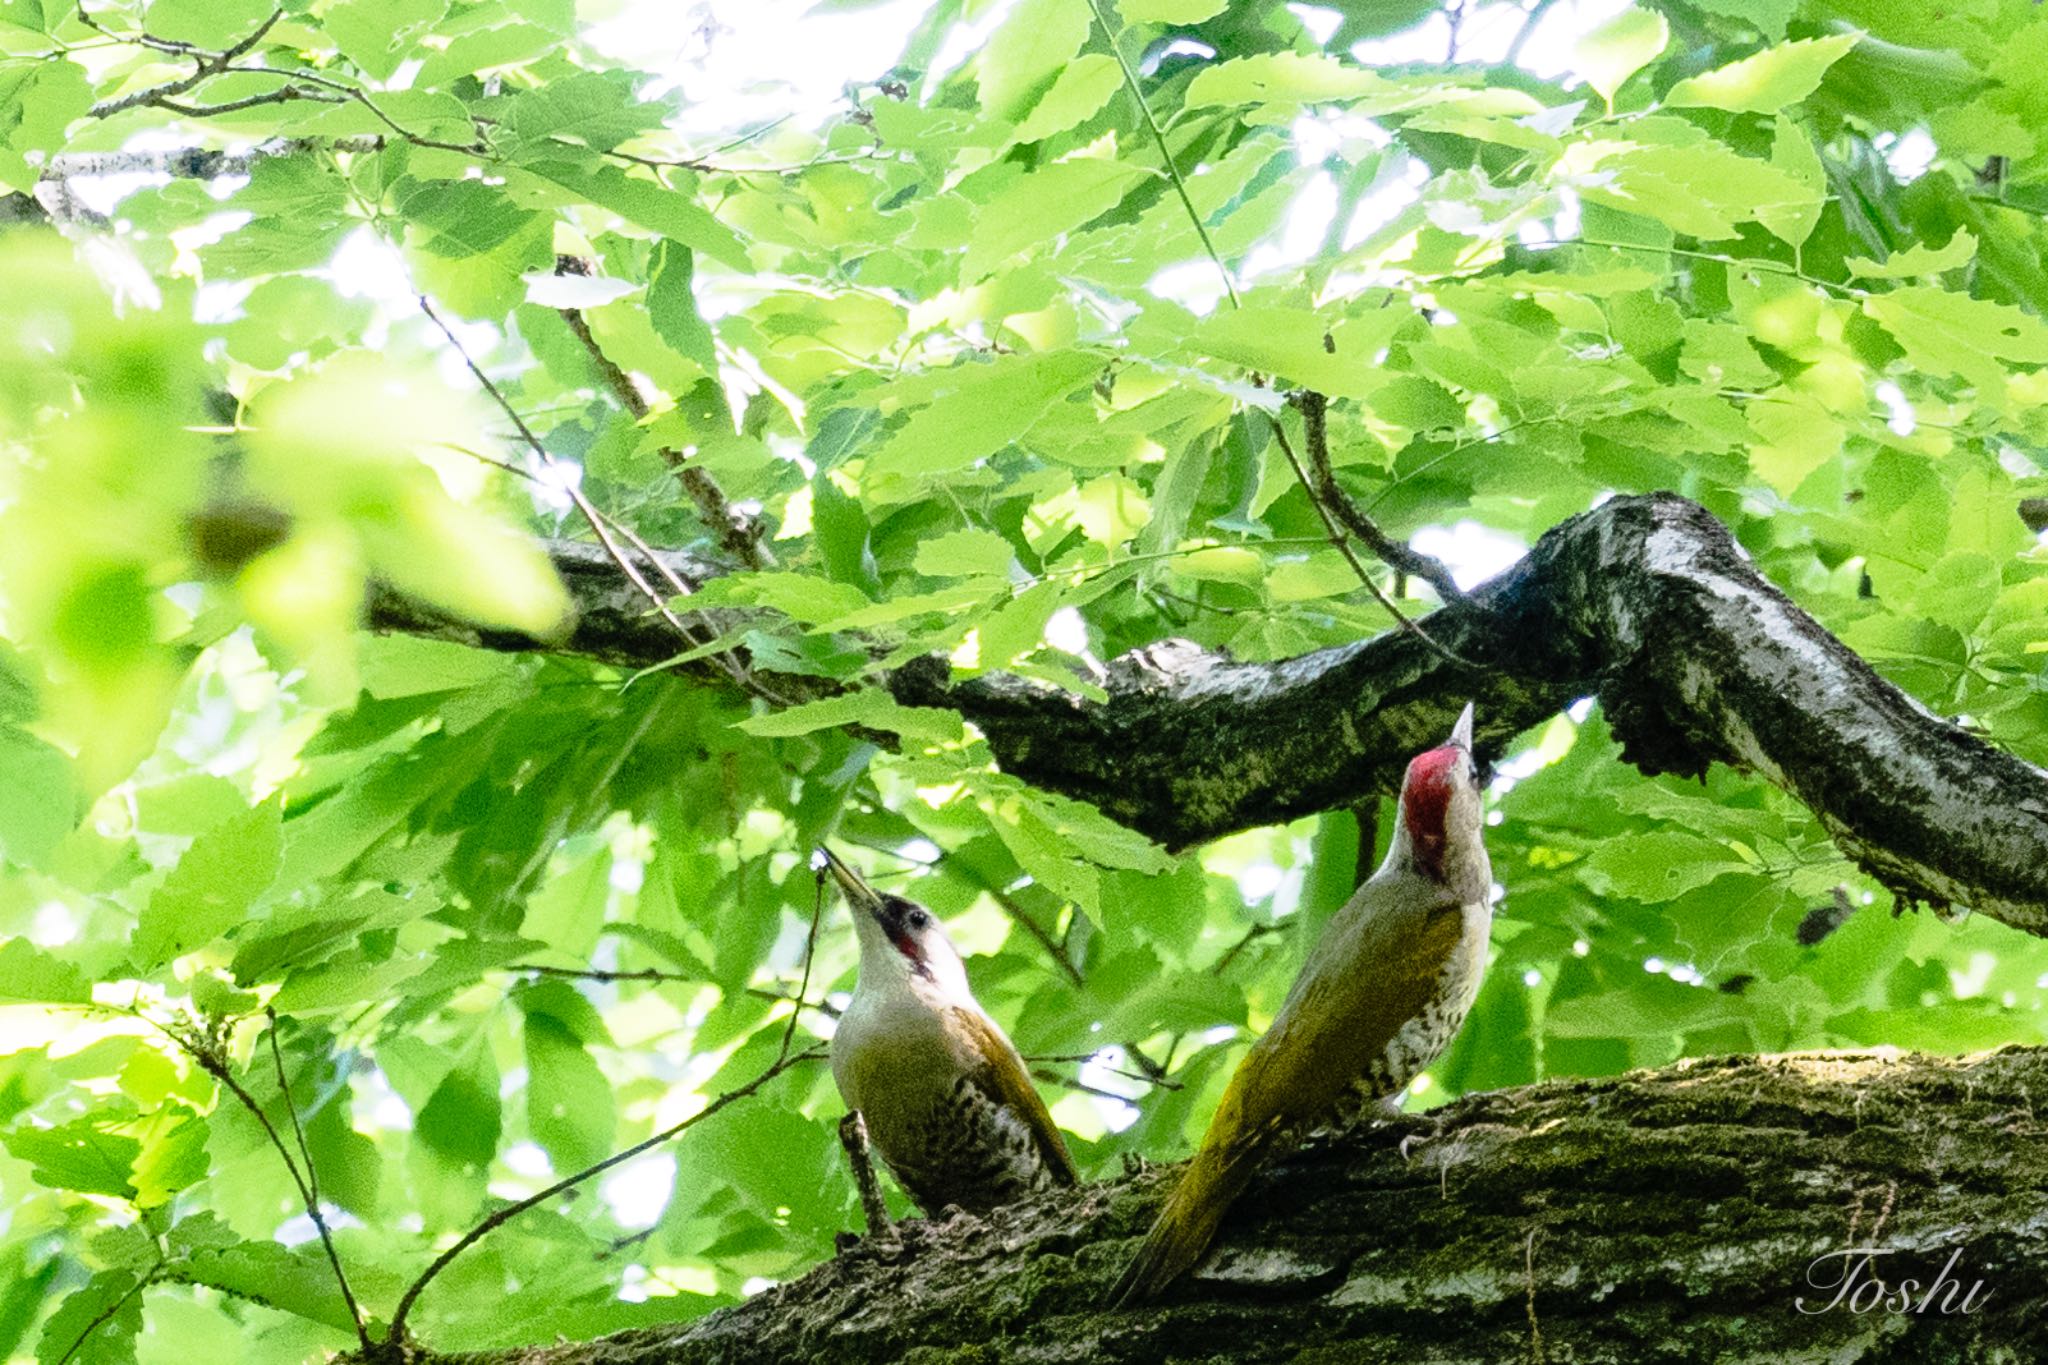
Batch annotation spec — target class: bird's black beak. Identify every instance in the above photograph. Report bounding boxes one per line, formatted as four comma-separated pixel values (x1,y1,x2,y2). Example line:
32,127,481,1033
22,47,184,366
819,845,884,920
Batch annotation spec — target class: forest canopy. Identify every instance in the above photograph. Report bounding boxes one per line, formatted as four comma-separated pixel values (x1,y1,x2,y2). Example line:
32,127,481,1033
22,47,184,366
4,0,2048,1360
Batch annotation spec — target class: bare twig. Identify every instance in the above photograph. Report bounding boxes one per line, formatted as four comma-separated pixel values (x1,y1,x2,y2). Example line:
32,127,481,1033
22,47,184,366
264,1011,371,1352
838,1112,893,1236
1083,0,1238,308
1504,0,1561,68
415,296,786,703
552,261,772,570
1265,411,1475,666
149,1014,368,1353
780,867,828,1064
152,84,341,118
1294,390,1468,604
1025,1051,1182,1090
84,5,284,117
384,1042,828,1346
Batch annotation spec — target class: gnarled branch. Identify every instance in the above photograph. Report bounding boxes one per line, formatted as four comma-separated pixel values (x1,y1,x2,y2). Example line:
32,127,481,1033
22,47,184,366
370,492,2048,937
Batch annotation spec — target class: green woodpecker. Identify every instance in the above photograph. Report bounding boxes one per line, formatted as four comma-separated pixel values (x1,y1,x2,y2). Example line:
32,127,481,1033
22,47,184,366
1108,703,1492,1305
822,847,1078,1216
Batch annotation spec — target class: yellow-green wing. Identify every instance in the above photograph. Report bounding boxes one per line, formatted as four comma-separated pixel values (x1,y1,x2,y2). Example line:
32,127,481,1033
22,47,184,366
950,1006,1079,1185
1108,894,1465,1305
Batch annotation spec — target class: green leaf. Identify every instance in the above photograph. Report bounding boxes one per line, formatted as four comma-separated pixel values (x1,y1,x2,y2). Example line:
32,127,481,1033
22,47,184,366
738,691,964,743
35,1270,141,1365
323,0,450,82
491,70,670,155
0,937,89,1004
1183,52,1390,109
1579,831,1749,903
4,1119,139,1198
978,0,1090,122
1862,287,2048,394
867,352,1102,485
648,240,719,374
181,1241,363,1331
0,724,75,866
913,528,1015,578
1665,34,1858,115
1118,0,1225,20
1012,54,1123,144
963,158,1146,281
523,1013,615,1171
131,799,283,970
1846,229,1977,280
1572,6,1668,106
522,161,750,271
1188,305,1402,399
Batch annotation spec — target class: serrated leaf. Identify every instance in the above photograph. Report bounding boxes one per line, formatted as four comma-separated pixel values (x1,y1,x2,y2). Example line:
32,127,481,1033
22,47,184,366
1573,6,1667,105
1189,305,1400,399
1863,287,2048,394
962,157,1146,281
132,800,283,970
35,1270,140,1365
1846,230,1977,280
0,937,89,1003
524,1013,615,1171
978,0,1090,122
1665,34,1858,115
867,351,1102,484
181,1241,362,1331
913,528,1015,578
1183,52,1390,108
4,1120,139,1198
738,691,964,743
1012,54,1123,144
1579,831,1748,902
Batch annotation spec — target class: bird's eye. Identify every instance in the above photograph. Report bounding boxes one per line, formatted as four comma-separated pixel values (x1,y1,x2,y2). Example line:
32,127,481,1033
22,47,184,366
906,908,931,931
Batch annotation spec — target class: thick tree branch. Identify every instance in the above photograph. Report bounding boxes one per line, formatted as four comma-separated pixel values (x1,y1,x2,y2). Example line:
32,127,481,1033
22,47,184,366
366,1046,2048,1364
371,493,2048,937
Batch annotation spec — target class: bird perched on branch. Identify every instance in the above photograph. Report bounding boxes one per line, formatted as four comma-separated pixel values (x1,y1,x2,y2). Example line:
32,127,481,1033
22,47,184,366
1108,703,1494,1305
821,846,1077,1216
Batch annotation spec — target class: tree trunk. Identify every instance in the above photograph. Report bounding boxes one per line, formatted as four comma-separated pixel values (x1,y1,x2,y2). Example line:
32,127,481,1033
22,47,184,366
395,1047,2048,1365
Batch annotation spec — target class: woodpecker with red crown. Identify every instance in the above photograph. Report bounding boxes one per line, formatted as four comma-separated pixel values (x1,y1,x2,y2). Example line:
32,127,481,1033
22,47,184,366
1108,702,1493,1305
822,847,1077,1218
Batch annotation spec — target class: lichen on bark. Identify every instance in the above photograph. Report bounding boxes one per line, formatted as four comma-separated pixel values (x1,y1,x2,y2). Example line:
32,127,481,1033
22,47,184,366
378,1047,2048,1365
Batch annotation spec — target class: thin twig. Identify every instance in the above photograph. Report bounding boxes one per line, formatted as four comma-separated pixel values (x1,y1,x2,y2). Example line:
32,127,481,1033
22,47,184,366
779,867,827,1064
1025,1052,1183,1090
1083,0,1238,308
263,1011,371,1352
384,1042,828,1345
552,262,771,570
83,5,284,116
1294,390,1468,604
415,296,783,703
1209,921,1281,976
145,1014,367,1353
1503,0,1560,67
152,84,341,117
1265,412,1474,666
54,1268,161,1365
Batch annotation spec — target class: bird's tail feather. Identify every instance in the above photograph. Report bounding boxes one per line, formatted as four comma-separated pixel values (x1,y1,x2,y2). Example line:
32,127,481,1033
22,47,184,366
1105,1140,1262,1307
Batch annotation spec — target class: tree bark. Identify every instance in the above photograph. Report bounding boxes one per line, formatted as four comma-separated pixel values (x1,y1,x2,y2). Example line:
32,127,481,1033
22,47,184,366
390,1046,2048,1365
370,492,2048,939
